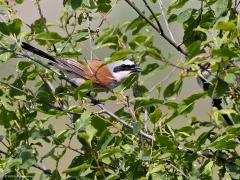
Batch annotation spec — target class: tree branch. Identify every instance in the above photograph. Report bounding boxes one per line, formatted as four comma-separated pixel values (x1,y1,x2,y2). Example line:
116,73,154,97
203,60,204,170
0,72,80,116
142,0,164,35
124,0,186,55
0,150,52,176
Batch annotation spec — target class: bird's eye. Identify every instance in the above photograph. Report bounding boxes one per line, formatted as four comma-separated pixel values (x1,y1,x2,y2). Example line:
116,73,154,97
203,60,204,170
113,64,136,72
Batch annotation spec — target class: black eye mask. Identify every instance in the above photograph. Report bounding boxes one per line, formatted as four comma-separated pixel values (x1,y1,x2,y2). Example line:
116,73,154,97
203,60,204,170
113,64,137,72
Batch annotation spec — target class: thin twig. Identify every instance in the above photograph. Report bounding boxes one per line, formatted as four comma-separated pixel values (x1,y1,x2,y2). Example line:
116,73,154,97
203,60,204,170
165,160,189,179
235,0,240,9
159,54,185,70
87,13,93,61
149,65,178,92
36,0,57,54
97,103,155,141
144,109,148,132
124,0,186,55
157,0,176,43
142,0,164,35
126,96,137,121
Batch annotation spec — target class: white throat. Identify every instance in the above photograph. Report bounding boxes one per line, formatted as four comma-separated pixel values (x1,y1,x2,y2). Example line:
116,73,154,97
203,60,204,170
112,70,132,82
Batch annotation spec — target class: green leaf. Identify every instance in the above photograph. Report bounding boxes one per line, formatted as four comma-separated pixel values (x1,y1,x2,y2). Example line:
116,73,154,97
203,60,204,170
150,109,162,123
71,29,88,42
70,0,83,10
98,2,111,13
36,84,55,103
8,18,22,36
187,40,202,59
215,0,229,17
36,32,64,43
148,164,165,175
111,49,134,61
211,139,238,150
31,18,46,34
133,97,164,107
53,130,69,145
95,27,118,49
74,80,92,99
85,124,97,143
167,0,188,13
19,146,37,169
196,129,214,146
224,73,236,84
31,128,53,140
0,22,9,35
132,121,141,134
0,52,13,62
225,163,240,179
82,0,98,11
121,74,138,90
0,95,14,111
75,110,91,132
216,21,235,31
209,79,229,98
133,84,149,97
15,0,24,4
177,93,207,115
176,126,197,138
202,160,214,175
156,135,177,149
141,63,159,75
163,79,183,99
168,14,177,23
212,47,237,58
126,16,148,35
17,61,32,70
64,164,94,174
177,8,194,23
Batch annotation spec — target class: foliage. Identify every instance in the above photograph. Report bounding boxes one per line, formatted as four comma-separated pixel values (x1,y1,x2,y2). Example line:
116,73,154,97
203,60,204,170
0,0,239,179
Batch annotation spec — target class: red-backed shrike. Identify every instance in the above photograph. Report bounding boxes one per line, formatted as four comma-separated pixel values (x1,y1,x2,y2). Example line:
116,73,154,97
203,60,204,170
21,42,141,90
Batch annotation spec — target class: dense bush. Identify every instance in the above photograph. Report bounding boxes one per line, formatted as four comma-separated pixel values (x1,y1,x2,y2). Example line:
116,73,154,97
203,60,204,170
0,0,240,179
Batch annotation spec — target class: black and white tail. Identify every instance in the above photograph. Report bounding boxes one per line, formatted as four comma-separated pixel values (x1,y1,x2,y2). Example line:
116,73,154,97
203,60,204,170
21,42,56,62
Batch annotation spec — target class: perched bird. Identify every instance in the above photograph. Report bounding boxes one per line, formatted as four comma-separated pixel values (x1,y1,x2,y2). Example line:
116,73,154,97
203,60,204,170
21,42,141,90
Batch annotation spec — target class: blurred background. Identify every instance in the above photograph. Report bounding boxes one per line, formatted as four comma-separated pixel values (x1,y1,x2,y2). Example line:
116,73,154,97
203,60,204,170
0,0,212,177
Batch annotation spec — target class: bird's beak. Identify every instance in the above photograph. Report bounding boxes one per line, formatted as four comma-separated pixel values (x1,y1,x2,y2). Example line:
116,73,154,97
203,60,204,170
131,65,142,72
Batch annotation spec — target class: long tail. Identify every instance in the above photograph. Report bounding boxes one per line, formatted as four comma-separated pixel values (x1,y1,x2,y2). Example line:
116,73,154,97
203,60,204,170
21,42,56,62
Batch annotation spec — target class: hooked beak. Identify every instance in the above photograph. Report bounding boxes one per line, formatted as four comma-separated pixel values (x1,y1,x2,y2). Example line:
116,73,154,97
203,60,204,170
131,65,142,72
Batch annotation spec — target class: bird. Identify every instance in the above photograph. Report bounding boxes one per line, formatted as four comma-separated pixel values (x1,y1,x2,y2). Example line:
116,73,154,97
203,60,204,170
21,42,141,91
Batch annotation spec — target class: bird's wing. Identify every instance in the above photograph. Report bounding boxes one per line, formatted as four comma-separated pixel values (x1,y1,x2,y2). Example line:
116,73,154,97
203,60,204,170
58,59,89,80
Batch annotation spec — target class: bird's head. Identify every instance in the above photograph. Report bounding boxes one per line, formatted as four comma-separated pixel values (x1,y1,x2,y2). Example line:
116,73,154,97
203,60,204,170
107,59,141,82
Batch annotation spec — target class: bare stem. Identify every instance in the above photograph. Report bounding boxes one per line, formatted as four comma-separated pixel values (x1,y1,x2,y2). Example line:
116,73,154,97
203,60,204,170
86,13,93,61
